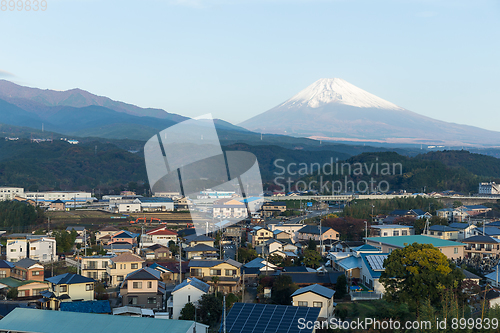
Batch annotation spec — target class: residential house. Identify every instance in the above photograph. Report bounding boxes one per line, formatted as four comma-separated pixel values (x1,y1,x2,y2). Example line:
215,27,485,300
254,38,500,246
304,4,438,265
120,267,165,309
479,182,500,195
261,201,287,217
389,209,431,218
268,223,305,243
81,255,114,281
0,258,49,299
273,229,292,242
49,199,65,211
248,227,274,247
107,253,146,287
291,284,335,320
109,230,138,245
370,225,414,237
141,244,172,260
241,258,279,281
449,222,476,240
96,226,121,242
28,237,56,263
462,235,500,258
43,273,95,310
184,244,218,259
184,234,215,247
472,226,500,239
141,226,177,247
6,234,56,263
359,253,388,295
256,239,283,256
188,259,242,293
365,235,465,259
297,225,340,242
212,199,247,219
0,260,14,278
169,277,210,319
485,267,500,288
174,197,192,211
66,226,86,236
423,225,460,240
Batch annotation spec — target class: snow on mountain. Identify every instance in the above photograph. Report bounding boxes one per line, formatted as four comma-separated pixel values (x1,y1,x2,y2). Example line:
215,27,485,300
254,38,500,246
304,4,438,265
283,78,403,110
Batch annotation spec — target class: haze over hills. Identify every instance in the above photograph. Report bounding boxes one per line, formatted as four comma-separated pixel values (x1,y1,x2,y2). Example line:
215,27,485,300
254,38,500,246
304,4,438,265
239,78,500,147
0,80,248,140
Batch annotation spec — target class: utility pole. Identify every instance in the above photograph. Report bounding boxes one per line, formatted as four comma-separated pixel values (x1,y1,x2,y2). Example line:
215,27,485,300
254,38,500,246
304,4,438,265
242,271,245,303
223,295,226,333
178,237,182,284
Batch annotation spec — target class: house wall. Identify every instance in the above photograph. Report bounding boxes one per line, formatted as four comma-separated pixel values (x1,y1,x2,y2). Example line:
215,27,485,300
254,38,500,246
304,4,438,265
292,293,334,319
107,260,145,286
82,257,110,280
366,241,464,260
29,239,56,263
172,284,206,319
17,282,49,298
6,239,28,262
54,282,95,302
360,259,385,294
125,279,159,293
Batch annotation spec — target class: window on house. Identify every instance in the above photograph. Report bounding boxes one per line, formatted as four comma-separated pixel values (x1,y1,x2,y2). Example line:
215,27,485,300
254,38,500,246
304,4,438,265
393,231,399,236
10,249,16,252
60,285,67,292
148,281,152,288
102,261,108,268
225,269,236,276
32,271,41,276
117,275,124,282
133,282,142,289
454,247,458,254
188,295,191,302
0,271,6,278
298,301,308,307
210,269,221,276
313,302,323,308
131,263,138,269
86,284,94,291
128,297,138,305
191,269,202,276
148,297,157,304
18,290,26,297
402,230,408,236
30,247,36,251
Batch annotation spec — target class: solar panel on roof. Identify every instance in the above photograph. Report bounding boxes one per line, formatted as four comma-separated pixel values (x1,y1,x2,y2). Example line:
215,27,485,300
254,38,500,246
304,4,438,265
223,303,320,333
366,255,387,271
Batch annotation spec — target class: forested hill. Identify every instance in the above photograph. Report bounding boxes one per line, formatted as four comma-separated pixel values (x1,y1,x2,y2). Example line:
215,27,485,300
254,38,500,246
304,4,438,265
416,150,500,178
1,138,500,194
299,151,500,194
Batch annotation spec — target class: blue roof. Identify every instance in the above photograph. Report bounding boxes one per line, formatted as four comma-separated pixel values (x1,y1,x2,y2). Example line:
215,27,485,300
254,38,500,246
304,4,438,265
351,244,380,252
360,253,389,279
0,260,15,269
0,308,196,333
172,277,210,293
59,300,111,314
137,197,173,203
243,257,266,269
481,227,500,236
449,223,470,230
429,225,458,232
291,284,335,299
464,205,488,210
337,256,361,271
298,225,333,235
46,273,95,285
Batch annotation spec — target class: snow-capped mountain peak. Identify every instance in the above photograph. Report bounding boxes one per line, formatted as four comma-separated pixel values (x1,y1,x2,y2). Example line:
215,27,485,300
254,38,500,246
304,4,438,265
283,78,403,110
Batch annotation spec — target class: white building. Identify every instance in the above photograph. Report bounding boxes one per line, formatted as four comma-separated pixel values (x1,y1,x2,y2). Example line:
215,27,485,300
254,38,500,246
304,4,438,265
7,235,56,263
24,191,92,206
268,224,305,243
0,187,25,201
133,198,174,211
479,182,500,195
197,190,235,199
169,277,210,320
29,237,56,263
109,202,141,213
141,226,177,247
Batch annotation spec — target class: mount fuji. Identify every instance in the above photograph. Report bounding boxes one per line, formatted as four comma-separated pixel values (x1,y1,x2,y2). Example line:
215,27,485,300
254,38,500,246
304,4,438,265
239,78,500,146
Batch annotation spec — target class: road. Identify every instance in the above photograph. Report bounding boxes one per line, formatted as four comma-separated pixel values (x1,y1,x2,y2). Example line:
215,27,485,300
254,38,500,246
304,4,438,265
287,208,339,224
223,244,236,260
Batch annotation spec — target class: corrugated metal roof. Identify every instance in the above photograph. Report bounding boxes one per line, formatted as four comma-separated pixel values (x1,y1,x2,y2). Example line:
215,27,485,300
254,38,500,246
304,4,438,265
0,308,197,333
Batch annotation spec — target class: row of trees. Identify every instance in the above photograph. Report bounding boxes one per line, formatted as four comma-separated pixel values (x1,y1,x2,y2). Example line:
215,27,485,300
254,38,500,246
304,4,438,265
0,200,45,232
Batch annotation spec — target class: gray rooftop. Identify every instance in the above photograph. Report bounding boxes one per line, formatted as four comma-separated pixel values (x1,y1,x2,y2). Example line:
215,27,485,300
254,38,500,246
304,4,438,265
291,283,335,299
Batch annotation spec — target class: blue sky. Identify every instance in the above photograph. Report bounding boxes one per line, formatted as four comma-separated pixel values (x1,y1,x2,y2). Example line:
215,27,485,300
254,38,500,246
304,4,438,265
0,0,499,131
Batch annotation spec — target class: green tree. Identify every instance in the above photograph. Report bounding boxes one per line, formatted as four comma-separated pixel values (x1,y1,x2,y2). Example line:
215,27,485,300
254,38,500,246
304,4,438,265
268,254,283,266
380,243,465,311
453,201,463,208
271,275,297,305
303,249,321,268
307,238,317,251
335,274,348,299
179,302,196,320
237,246,258,264
7,287,18,299
197,293,223,328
